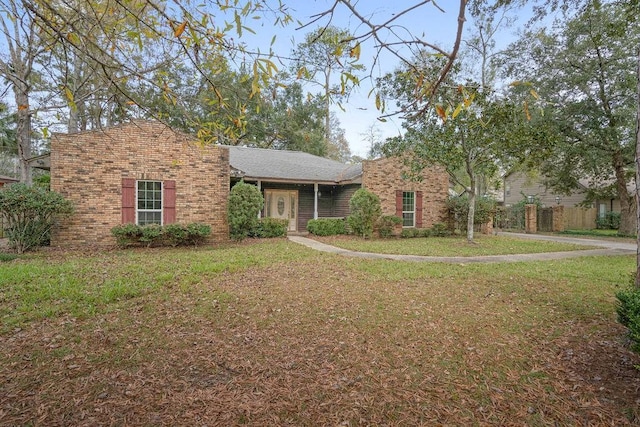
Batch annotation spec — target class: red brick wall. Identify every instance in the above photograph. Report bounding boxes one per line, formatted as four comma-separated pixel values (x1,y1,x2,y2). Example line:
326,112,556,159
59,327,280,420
50,121,229,246
362,157,449,228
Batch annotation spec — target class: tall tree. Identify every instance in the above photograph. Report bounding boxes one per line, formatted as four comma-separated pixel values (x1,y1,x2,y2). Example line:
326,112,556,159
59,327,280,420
291,26,362,154
0,0,52,184
505,0,639,236
381,59,538,241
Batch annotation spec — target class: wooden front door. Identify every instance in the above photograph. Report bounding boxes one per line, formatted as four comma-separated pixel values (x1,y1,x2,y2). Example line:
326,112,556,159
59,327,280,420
264,190,298,232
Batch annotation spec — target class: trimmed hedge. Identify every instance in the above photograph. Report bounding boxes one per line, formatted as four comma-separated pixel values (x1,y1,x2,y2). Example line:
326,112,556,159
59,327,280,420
307,218,347,236
250,217,289,238
400,223,451,238
111,223,211,247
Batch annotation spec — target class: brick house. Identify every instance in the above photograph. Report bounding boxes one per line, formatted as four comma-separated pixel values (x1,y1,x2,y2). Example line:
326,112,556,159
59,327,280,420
50,120,449,246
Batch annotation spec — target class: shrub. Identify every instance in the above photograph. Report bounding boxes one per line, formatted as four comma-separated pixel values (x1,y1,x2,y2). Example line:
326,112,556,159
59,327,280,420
596,211,621,230
0,184,74,254
616,279,640,353
111,223,143,247
307,218,347,236
110,223,211,247
430,222,451,237
140,224,163,246
446,194,496,232
251,217,288,238
163,223,188,246
377,215,402,238
400,228,421,238
228,181,264,241
347,189,382,238
184,223,212,245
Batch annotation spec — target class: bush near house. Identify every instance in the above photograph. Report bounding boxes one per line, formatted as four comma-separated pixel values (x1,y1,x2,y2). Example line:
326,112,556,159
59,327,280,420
111,223,211,247
596,211,621,230
446,195,496,232
0,184,74,254
307,218,347,236
250,218,289,238
400,223,451,238
228,181,264,241
377,215,402,238
347,189,382,238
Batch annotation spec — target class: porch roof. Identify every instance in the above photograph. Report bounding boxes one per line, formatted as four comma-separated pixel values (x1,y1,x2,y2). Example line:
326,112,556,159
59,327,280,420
227,146,362,185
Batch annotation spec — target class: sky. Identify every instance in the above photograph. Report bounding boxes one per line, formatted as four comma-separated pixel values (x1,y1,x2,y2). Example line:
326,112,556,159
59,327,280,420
241,0,531,159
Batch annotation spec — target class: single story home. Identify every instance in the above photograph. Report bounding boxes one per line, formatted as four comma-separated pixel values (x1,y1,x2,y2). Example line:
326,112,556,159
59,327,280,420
50,120,449,246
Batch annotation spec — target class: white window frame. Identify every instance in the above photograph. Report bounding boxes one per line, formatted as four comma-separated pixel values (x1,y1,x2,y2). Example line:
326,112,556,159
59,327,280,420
136,180,163,225
402,191,416,228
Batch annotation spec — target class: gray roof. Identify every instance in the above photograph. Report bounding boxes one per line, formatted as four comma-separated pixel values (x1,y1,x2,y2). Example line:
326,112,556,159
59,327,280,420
227,146,362,184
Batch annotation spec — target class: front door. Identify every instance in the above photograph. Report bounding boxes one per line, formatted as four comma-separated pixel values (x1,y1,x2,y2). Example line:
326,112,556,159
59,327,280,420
264,190,298,232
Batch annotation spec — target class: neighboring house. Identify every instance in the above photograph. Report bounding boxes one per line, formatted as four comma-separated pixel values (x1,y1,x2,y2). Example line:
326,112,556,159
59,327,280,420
503,170,623,217
50,120,449,246
0,175,18,188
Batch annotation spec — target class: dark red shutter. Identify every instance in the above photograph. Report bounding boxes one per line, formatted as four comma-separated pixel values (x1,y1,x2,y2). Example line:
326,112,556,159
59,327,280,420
395,190,403,218
415,191,423,228
122,178,136,224
163,180,176,224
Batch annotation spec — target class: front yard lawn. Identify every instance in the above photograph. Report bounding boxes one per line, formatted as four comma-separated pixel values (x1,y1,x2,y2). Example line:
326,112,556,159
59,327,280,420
1,240,639,425
312,234,596,256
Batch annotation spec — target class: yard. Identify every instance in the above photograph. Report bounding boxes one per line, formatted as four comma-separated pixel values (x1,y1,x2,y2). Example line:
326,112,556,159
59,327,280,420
1,238,639,425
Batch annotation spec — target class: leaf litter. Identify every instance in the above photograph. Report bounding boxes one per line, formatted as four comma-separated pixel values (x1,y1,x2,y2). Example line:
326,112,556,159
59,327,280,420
0,246,639,426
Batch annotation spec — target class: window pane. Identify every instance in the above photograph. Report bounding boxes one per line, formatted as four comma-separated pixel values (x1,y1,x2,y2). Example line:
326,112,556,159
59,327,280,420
137,180,163,226
402,191,415,227
403,213,414,227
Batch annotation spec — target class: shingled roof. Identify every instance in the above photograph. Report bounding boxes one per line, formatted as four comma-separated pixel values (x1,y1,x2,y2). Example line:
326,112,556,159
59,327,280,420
227,146,362,184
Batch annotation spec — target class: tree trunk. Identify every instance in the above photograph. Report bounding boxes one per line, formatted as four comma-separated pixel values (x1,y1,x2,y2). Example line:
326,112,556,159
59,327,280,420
635,43,640,288
613,150,635,236
466,153,476,242
16,88,32,185
467,189,476,242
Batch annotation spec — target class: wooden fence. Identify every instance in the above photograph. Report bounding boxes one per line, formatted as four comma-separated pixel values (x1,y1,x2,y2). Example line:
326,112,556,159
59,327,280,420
497,206,598,231
563,207,597,230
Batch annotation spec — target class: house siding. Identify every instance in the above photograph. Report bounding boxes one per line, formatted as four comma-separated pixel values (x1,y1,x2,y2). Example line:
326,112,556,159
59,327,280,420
504,171,587,208
51,121,229,246
362,157,449,228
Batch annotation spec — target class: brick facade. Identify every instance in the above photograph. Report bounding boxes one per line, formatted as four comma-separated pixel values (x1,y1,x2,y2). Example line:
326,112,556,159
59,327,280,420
362,157,449,228
51,121,229,246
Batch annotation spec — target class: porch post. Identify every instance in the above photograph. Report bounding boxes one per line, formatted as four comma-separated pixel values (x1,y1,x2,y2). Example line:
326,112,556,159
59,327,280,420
314,182,319,220
257,180,262,218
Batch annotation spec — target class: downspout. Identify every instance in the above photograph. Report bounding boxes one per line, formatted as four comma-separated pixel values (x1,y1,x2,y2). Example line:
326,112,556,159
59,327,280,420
314,183,319,220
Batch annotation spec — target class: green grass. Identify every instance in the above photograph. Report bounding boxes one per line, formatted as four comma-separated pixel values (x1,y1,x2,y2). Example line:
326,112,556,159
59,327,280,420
1,239,638,425
313,234,596,256
0,239,303,330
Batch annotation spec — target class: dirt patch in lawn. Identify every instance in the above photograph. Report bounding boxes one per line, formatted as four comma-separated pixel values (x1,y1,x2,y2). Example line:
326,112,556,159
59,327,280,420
1,249,639,425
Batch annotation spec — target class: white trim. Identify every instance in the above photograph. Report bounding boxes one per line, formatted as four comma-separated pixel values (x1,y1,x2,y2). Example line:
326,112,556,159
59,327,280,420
402,191,416,228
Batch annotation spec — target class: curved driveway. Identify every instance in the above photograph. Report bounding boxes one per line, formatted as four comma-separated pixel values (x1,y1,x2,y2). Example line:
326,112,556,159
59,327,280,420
288,232,636,264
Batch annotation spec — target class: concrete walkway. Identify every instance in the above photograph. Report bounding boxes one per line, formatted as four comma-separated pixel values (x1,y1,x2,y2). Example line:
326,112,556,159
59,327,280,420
287,232,637,264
